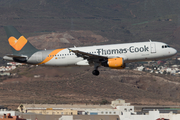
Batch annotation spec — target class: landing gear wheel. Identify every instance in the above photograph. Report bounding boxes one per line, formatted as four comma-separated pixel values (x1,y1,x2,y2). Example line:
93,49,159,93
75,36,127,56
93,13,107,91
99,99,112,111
92,70,100,76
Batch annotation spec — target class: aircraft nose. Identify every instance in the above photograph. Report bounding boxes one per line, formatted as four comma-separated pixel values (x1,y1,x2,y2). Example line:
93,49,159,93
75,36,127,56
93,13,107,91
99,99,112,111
171,48,177,56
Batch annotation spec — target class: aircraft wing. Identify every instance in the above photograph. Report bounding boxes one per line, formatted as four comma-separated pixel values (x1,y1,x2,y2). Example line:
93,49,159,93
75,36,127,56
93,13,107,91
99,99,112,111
69,49,128,67
69,49,107,60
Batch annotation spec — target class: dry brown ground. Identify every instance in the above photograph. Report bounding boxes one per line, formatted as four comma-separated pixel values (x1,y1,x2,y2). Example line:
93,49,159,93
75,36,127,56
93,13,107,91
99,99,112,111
1,66,180,110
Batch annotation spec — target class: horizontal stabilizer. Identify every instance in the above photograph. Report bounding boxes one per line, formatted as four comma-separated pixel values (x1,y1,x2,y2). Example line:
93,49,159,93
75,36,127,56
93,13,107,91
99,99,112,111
3,54,28,63
6,54,27,58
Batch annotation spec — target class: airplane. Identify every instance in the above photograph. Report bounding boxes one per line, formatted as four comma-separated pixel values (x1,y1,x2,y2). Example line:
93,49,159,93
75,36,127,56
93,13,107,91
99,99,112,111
3,26,177,76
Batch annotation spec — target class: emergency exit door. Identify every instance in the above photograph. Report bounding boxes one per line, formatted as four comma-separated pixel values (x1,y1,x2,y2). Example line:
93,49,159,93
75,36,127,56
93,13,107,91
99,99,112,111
150,43,156,53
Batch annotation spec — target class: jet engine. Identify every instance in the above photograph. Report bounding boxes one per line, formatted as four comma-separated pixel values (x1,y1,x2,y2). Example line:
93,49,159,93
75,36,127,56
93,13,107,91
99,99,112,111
101,58,126,69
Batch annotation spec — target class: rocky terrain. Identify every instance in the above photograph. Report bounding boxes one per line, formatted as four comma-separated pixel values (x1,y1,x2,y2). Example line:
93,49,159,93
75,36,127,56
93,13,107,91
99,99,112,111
0,0,180,57
27,30,109,49
0,0,180,110
1,65,180,110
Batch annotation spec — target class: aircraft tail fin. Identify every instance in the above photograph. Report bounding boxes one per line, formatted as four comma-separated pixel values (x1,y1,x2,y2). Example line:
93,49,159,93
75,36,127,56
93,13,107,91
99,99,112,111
4,26,38,57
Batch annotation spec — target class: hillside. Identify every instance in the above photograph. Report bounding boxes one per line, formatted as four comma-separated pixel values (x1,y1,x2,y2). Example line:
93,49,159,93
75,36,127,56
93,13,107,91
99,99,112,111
27,30,109,49
1,66,180,109
1,0,180,110
0,0,180,58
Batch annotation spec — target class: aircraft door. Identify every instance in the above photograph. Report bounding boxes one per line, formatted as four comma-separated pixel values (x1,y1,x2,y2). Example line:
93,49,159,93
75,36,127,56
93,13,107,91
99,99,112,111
150,43,156,53
36,52,42,62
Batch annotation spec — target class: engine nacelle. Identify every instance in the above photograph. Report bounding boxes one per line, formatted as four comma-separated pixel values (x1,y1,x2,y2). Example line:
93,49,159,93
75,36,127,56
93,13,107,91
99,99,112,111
101,58,126,69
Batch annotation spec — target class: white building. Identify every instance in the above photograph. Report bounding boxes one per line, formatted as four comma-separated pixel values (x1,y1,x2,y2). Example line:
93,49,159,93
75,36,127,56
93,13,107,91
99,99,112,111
81,99,135,115
59,110,180,120
119,110,160,120
119,110,180,120
59,115,73,120
111,99,131,108
0,109,19,116
135,66,144,71
17,99,180,120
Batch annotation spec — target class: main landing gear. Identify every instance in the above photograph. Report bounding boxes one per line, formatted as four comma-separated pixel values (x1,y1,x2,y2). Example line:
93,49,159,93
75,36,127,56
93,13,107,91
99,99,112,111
92,64,100,76
92,70,99,76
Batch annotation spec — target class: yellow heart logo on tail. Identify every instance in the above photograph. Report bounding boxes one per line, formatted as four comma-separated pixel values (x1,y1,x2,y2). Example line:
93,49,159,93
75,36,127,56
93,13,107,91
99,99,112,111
8,36,28,51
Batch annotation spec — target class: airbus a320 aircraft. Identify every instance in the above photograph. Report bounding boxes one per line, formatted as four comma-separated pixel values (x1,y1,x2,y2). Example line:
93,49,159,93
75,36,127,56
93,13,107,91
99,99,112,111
3,26,177,76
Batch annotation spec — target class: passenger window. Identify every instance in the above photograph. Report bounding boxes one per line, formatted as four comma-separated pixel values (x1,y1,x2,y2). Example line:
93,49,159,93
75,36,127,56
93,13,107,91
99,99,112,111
165,45,167,48
162,46,164,48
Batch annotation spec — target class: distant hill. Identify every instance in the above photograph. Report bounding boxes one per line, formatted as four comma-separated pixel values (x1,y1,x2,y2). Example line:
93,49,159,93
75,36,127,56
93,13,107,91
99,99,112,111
0,0,180,59
27,30,109,50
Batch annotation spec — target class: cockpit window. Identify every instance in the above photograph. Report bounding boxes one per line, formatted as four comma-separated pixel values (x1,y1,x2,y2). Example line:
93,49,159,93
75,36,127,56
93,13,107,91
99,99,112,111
162,45,170,48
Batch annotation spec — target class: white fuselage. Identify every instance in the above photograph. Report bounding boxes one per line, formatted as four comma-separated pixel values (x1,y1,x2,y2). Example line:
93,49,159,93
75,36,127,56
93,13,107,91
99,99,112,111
27,41,177,66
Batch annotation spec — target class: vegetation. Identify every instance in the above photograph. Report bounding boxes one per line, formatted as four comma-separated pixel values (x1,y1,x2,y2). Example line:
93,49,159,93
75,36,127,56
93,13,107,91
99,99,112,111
100,99,110,105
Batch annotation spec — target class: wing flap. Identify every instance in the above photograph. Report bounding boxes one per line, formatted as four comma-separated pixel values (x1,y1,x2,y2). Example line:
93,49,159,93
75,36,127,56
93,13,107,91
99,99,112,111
69,49,107,60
